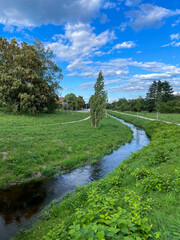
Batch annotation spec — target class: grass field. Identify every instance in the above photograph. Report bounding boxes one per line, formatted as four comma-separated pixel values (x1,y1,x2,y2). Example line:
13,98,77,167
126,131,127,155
16,112,180,240
0,110,132,188
122,111,180,124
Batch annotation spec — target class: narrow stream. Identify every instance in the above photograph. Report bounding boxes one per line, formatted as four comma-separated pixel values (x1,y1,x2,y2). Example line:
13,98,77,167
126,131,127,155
0,115,150,240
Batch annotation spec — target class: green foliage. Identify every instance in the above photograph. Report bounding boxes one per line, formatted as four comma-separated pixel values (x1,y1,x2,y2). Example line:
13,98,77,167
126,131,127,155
63,93,85,110
41,189,152,240
137,173,179,193
146,80,174,112
90,71,107,127
0,37,62,114
76,96,86,109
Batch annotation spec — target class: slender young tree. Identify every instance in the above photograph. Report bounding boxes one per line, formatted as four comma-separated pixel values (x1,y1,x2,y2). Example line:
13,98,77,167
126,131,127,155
90,71,107,127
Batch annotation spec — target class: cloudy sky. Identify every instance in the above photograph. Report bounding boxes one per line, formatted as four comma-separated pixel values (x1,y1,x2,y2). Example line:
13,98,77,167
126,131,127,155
0,0,180,102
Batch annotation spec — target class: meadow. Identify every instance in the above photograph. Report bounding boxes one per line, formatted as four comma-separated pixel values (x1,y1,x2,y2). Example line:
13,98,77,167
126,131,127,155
122,111,180,124
16,111,180,240
0,110,132,189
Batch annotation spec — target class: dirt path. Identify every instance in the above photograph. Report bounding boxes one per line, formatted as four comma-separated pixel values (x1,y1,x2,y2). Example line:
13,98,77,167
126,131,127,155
61,116,91,125
40,116,91,127
110,111,180,126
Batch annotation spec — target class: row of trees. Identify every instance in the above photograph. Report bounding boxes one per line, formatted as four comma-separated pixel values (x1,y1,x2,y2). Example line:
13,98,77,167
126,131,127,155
0,37,62,114
107,80,180,113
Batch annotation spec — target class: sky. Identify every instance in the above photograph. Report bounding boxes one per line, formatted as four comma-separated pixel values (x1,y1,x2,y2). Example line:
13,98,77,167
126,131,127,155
0,0,180,103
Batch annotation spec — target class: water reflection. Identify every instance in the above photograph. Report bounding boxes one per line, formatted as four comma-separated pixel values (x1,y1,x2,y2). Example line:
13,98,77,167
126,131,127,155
0,115,150,240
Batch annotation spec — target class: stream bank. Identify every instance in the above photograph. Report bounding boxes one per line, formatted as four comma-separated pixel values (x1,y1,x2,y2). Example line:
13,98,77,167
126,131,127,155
0,116,150,240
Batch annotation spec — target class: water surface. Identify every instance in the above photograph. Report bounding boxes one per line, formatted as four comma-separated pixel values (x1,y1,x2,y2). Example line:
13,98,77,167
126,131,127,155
0,116,150,239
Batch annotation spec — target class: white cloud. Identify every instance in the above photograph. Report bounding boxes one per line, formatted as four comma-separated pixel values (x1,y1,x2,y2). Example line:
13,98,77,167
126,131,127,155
3,25,14,32
0,0,102,28
125,0,141,7
100,13,109,24
173,91,180,95
126,4,180,31
48,23,115,62
114,41,136,49
162,33,180,47
133,73,171,80
105,79,121,85
67,57,180,82
79,81,95,90
119,22,127,32
103,1,117,9
172,17,180,27
106,83,146,92
170,33,180,40
103,1,122,10
75,58,180,94
162,42,180,47
79,79,121,90
130,61,165,72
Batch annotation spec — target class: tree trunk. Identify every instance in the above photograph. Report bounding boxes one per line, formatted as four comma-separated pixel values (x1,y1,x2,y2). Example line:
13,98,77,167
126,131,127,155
95,111,97,128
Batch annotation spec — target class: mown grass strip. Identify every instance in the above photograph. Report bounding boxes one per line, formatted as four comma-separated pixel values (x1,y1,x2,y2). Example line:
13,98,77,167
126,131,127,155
121,111,180,124
0,112,132,189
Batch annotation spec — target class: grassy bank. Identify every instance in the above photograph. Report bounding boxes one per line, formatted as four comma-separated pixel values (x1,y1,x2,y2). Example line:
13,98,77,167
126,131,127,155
121,111,180,124
16,111,180,240
0,111,132,189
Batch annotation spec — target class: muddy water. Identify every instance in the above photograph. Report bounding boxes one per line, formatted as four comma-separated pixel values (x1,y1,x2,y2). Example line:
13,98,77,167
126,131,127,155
0,115,150,239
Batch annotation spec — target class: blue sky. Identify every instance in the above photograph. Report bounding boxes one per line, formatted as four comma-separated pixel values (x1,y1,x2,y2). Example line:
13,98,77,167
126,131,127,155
0,0,180,103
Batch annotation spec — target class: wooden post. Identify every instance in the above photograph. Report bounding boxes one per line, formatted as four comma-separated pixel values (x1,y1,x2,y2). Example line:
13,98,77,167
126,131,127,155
156,111,158,120
95,111,97,128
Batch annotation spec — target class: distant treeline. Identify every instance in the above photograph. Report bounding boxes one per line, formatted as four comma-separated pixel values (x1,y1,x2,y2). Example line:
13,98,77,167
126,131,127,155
107,80,180,113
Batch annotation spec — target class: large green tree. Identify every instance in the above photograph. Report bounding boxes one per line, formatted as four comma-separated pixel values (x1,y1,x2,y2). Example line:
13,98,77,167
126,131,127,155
34,39,62,111
64,93,78,110
90,71,107,127
64,94,85,110
0,37,62,114
76,96,85,109
146,80,174,102
146,80,174,112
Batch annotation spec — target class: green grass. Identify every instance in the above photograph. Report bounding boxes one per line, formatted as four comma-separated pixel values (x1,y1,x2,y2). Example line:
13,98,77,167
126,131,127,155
16,111,180,240
0,110,133,188
0,110,89,126
121,111,180,124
